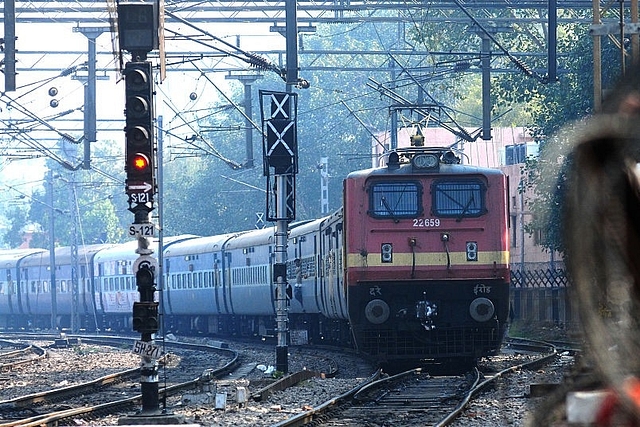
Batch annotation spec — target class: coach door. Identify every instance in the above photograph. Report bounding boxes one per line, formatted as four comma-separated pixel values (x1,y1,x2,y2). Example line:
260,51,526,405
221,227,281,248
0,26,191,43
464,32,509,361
319,220,347,318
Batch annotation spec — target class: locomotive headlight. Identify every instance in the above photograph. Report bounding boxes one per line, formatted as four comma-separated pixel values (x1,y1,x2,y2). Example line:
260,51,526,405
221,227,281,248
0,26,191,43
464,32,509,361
412,153,439,169
469,297,495,322
381,243,393,263
466,241,478,261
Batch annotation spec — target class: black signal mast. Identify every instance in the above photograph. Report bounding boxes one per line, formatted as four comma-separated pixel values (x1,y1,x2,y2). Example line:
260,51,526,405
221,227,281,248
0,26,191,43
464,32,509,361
116,2,181,424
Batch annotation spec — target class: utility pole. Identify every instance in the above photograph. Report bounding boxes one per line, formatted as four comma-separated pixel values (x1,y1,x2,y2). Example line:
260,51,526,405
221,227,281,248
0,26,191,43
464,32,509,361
262,84,299,377
73,26,110,170
225,73,262,168
590,0,640,111
258,0,302,376
69,177,80,333
319,157,329,215
48,171,58,330
3,0,16,92
480,32,492,141
260,25,303,373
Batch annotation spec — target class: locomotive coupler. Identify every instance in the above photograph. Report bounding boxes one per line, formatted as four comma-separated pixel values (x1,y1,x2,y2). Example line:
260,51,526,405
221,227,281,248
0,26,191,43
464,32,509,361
416,296,438,331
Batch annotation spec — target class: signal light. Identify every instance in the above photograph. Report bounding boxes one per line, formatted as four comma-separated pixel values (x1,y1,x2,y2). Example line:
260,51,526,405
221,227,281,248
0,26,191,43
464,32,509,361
131,153,150,171
466,241,478,262
132,302,159,334
136,264,156,302
136,264,155,289
124,61,155,216
127,125,150,146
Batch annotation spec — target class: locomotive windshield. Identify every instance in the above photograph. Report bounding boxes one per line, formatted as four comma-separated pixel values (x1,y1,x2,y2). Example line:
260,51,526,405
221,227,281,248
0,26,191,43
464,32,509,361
432,179,486,218
369,181,423,218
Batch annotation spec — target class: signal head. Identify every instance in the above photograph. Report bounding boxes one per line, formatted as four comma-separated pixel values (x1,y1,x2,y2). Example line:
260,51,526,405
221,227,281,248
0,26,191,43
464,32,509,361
124,61,155,195
136,264,155,289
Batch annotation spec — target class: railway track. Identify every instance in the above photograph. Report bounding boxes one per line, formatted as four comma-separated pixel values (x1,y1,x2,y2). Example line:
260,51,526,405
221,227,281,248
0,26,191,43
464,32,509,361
0,340,47,370
271,338,560,427
0,333,570,426
0,335,239,427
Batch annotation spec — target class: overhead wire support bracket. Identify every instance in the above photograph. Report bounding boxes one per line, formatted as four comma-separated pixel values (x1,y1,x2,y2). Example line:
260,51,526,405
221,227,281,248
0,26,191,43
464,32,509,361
451,0,546,83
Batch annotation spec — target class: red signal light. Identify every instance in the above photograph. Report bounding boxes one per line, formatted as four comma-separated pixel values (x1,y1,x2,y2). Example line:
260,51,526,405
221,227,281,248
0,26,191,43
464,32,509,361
131,153,150,171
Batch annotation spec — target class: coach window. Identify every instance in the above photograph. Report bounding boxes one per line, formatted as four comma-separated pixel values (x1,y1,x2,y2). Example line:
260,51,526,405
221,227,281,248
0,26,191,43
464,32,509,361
369,181,422,219
432,179,486,218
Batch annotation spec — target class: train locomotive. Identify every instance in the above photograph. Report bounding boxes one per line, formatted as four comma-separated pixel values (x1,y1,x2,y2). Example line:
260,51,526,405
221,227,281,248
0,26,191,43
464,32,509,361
0,147,510,365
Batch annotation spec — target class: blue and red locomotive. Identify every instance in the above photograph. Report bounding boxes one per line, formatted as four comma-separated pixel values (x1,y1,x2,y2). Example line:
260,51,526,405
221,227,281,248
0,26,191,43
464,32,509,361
0,147,510,365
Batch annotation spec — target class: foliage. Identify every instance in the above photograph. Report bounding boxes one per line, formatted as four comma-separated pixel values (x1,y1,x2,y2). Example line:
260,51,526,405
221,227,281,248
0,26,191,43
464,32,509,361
17,140,127,249
494,23,623,254
3,206,30,248
161,22,401,236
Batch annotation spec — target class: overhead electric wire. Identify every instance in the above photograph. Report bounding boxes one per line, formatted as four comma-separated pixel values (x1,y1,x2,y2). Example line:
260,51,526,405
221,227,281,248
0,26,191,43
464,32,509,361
0,93,81,144
192,63,265,137
156,83,244,169
387,56,477,141
341,100,387,153
451,0,545,82
164,10,285,78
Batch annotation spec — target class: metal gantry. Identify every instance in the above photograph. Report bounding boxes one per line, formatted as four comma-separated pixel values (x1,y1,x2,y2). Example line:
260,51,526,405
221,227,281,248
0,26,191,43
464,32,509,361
0,1,599,24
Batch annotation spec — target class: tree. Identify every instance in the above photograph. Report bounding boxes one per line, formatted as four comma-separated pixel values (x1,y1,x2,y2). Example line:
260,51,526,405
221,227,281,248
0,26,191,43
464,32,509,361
494,23,623,254
22,139,127,248
160,22,400,235
3,206,30,248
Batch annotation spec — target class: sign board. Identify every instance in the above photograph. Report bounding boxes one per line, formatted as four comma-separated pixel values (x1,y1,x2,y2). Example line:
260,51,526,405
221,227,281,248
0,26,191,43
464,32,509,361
128,222,155,237
132,340,162,359
127,181,153,193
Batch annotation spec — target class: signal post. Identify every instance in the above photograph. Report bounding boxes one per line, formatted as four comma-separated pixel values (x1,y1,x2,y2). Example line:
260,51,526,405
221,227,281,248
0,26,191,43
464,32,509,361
116,2,181,424
261,90,298,374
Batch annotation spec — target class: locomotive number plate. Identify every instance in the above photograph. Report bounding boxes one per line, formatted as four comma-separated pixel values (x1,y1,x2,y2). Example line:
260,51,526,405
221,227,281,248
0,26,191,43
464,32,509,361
413,218,441,227
128,223,156,237
132,340,162,358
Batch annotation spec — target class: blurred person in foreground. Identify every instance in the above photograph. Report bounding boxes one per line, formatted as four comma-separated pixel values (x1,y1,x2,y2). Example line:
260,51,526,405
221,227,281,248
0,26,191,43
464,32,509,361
529,67,640,426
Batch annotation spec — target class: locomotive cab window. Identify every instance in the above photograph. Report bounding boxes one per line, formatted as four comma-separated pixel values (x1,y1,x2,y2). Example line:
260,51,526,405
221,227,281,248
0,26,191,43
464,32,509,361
432,179,486,218
369,181,422,219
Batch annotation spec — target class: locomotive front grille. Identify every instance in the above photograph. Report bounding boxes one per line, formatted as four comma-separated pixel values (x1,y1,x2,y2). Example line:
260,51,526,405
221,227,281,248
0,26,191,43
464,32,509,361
358,325,504,360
